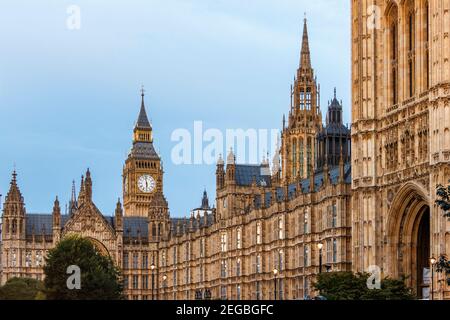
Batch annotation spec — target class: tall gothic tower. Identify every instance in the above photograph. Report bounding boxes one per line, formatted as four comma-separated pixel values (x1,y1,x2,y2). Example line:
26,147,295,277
123,89,165,217
281,18,322,183
352,1,450,299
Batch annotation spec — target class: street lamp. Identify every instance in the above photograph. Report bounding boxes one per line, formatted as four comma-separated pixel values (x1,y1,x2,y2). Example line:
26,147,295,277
162,274,167,300
430,257,436,300
273,268,279,300
150,263,156,300
317,243,323,274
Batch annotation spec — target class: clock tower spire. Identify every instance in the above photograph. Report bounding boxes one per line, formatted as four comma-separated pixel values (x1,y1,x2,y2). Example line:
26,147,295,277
123,88,166,217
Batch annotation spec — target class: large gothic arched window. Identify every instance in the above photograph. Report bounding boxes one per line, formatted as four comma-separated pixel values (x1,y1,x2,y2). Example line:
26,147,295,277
424,1,430,89
406,1,416,98
388,5,399,106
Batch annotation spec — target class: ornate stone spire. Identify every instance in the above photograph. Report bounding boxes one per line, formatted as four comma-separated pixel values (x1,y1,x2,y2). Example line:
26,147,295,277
135,86,152,130
217,153,224,165
201,189,210,210
115,198,123,231
78,175,85,204
69,180,78,215
227,148,235,165
52,196,61,227
3,170,25,217
85,168,92,202
300,17,311,70
5,170,23,204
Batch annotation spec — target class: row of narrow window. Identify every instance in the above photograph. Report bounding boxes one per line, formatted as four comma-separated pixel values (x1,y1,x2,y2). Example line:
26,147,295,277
389,2,429,107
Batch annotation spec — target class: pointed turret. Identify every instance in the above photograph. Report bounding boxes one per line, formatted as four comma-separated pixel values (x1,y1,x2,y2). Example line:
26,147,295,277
3,170,26,239
201,189,210,210
115,198,123,232
85,169,92,202
78,175,85,205
136,86,152,130
300,17,311,70
216,154,225,190
4,171,24,207
69,180,78,216
226,148,236,184
52,196,61,243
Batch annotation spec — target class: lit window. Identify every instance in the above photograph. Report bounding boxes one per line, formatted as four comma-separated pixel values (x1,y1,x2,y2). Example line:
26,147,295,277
304,210,309,234
236,259,241,277
278,217,284,240
256,222,262,244
256,254,261,273
333,238,338,263
236,228,242,249
221,260,227,278
221,232,228,252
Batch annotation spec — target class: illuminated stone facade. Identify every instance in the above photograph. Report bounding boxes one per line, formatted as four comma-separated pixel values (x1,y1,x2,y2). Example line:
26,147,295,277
351,0,450,299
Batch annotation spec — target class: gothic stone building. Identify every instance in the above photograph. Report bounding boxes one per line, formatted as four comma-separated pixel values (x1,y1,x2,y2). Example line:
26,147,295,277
351,0,450,299
1,5,449,300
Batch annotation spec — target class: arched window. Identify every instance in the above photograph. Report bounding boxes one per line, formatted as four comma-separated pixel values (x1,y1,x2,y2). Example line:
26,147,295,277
307,137,312,176
11,219,17,234
406,1,415,97
425,1,430,89
256,222,262,244
389,5,399,105
152,223,156,237
299,138,304,177
236,227,242,249
292,138,297,177
278,217,284,240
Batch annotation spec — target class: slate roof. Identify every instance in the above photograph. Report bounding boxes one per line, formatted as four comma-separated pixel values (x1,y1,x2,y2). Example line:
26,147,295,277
25,214,70,236
170,213,215,236
129,141,160,160
136,99,152,129
235,164,271,187
252,162,351,208
123,216,148,238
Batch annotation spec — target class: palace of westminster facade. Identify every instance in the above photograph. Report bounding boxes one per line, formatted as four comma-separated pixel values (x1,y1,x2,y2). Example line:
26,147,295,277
1,1,449,300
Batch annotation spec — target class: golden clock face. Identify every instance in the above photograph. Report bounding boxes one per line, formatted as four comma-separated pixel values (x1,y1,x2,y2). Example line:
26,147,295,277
138,174,156,193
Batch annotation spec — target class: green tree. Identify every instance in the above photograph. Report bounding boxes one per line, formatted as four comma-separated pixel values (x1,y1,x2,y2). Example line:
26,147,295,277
314,272,415,300
0,277,46,300
436,180,450,217
43,235,123,300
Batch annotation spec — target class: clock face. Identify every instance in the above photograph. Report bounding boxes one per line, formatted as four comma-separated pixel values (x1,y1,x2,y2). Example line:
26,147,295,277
138,175,156,193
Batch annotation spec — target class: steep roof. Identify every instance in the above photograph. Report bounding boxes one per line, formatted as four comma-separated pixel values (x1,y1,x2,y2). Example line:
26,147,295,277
235,164,271,187
135,93,152,130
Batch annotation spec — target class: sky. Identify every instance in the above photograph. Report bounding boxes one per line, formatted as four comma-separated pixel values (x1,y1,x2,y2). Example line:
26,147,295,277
0,0,350,217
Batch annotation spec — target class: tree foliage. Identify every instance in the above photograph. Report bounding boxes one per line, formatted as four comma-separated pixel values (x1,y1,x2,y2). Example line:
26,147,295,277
314,272,415,300
0,277,46,300
436,180,450,217
43,235,123,300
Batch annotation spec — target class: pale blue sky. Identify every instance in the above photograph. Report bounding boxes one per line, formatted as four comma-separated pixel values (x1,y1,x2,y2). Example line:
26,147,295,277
0,0,350,217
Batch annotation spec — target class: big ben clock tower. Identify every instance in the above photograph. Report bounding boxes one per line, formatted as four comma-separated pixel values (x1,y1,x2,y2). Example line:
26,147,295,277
123,88,165,217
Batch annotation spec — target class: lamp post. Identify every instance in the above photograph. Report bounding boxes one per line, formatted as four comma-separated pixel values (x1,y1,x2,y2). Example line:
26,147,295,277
162,274,167,300
430,257,436,300
273,268,279,300
150,263,156,300
317,243,323,274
